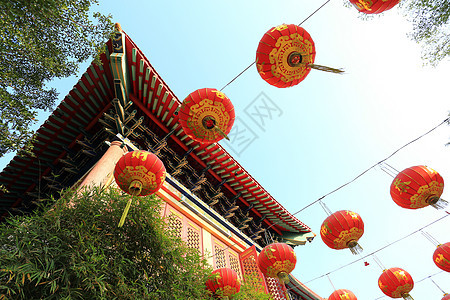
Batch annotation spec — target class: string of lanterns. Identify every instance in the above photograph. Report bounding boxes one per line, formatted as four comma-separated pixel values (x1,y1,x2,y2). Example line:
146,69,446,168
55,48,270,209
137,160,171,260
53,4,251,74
108,0,449,299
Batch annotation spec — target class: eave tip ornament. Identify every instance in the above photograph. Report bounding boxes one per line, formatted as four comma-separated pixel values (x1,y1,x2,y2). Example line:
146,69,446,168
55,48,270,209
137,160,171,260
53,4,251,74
349,0,400,14
114,150,166,227
320,210,364,255
390,165,447,210
179,88,235,144
256,24,343,88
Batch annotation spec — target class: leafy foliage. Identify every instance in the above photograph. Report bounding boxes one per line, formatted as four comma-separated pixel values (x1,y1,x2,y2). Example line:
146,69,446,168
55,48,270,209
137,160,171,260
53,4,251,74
0,0,114,157
0,187,213,299
402,0,449,66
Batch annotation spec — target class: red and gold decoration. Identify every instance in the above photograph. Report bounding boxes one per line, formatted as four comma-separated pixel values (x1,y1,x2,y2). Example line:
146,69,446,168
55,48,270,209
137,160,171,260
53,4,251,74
178,88,235,144
390,165,447,210
114,150,166,227
320,210,364,255
348,0,400,14
256,24,343,88
328,289,357,300
442,294,450,300
257,242,296,284
378,267,414,300
433,242,450,272
205,268,241,298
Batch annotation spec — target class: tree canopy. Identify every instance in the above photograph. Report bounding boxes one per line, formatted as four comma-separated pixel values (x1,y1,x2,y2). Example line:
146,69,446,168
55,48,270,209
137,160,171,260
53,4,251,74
402,0,449,66
0,0,114,157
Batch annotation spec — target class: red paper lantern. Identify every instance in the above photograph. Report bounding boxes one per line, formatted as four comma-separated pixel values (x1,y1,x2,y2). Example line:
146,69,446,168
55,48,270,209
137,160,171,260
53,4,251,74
390,165,446,210
257,242,297,284
442,294,450,300
205,268,241,298
328,289,358,300
320,210,364,254
256,24,343,88
114,150,166,227
114,150,166,196
348,0,400,14
433,242,450,272
256,24,315,88
378,267,414,300
178,88,235,144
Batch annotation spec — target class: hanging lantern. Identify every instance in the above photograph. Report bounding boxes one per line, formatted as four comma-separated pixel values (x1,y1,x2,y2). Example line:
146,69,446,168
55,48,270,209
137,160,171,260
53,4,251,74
257,242,296,284
433,242,450,272
328,289,358,300
378,267,414,300
178,88,235,144
205,268,241,298
320,210,364,255
256,24,343,88
348,0,400,14
390,165,447,210
114,150,166,227
442,294,450,300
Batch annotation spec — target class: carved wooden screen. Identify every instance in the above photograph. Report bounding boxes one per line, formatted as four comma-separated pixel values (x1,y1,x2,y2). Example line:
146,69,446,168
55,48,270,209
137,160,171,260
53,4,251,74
265,277,289,300
238,245,268,293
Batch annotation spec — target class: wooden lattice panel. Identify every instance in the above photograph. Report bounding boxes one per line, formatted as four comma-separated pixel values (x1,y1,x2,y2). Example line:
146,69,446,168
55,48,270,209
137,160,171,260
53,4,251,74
187,225,200,253
229,252,242,280
168,214,183,239
214,244,227,269
239,246,268,293
265,277,288,300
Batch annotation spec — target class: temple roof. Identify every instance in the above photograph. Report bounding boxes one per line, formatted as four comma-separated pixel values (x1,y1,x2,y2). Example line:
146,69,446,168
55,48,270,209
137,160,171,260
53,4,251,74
0,27,314,246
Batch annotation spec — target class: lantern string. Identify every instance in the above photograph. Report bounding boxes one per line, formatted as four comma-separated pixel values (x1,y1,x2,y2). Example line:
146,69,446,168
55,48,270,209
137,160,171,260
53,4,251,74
218,0,332,92
291,116,450,216
304,213,449,284
319,200,332,216
326,274,336,291
420,230,440,246
430,278,446,294
372,254,385,271
378,162,398,178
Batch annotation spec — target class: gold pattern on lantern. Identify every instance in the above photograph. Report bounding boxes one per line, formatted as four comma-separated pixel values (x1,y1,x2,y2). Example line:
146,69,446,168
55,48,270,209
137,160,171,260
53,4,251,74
355,0,373,11
333,227,364,249
186,98,231,140
116,165,158,191
221,285,238,296
265,260,296,278
340,292,351,300
269,33,314,83
436,254,450,266
263,245,276,260
410,181,444,208
320,222,332,236
212,90,226,99
393,270,408,281
346,211,360,220
131,150,150,162
393,178,411,193
391,284,413,298
379,280,388,292
271,24,288,32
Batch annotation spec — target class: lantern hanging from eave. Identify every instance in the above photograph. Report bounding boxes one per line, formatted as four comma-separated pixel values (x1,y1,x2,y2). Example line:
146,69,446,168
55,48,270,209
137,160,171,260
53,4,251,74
114,150,166,227
257,242,296,284
328,289,358,300
348,0,400,14
320,210,364,255
205,268,241,298
442,293,450,300
433,242,450,272
256,24,343,88
378,267,414,300
390,165,447,210
178,88,235,144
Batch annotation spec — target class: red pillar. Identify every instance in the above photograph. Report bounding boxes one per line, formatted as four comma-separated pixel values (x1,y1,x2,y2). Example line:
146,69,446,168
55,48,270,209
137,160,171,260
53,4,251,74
78,141,128,190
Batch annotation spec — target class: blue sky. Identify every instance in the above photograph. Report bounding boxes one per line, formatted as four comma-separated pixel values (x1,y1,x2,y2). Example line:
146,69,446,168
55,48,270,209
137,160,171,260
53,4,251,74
2,0,449,299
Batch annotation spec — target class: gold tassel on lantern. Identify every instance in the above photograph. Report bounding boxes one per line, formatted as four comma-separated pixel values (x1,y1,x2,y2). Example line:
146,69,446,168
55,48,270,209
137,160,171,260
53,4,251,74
308,64,344,74
402,293,414,300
